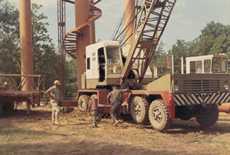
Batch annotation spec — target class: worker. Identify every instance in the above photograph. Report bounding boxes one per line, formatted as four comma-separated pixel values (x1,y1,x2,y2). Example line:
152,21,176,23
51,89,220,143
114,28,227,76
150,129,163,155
107,86,128,126
88,95,98,128
45,80,62,125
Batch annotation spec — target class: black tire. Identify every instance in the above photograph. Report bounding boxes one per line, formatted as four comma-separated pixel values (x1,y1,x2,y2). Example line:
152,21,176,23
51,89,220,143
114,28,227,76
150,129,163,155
148,100,170,131
130,96,149,124
78,95,89,112
196,104,219,129
176,106,193,120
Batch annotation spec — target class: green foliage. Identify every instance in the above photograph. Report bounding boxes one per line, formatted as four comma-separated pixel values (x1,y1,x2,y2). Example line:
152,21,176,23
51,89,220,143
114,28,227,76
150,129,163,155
169,21,230,57
31,3,59,88
0,1,59,89
0,0,20,74
167,21,230,73
64,60,76,97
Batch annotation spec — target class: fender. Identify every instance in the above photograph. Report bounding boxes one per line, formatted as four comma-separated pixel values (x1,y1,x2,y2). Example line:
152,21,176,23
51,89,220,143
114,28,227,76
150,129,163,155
161,91,175,119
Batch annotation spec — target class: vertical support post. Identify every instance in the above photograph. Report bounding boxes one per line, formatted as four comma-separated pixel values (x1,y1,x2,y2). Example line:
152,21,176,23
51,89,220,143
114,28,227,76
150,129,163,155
201,60,205,73
181,57,184,74
186,59,190,74
75,0,91,89
153,65,158,78
19,0,33,91
171,55,174,75
90,22,96,43
123,0,135,57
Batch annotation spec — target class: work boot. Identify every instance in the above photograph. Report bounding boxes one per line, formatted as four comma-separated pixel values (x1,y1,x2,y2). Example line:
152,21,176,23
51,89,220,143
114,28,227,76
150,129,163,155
54,121,59,125
113,120,120,126
92,124,98,128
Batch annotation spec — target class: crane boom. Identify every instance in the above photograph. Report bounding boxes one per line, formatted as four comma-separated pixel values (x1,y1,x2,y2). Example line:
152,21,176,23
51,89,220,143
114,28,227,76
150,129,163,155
120,0,176,83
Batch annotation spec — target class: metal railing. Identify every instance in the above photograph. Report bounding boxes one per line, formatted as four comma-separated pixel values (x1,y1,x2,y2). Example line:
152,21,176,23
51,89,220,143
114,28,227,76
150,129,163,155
0,74,43,91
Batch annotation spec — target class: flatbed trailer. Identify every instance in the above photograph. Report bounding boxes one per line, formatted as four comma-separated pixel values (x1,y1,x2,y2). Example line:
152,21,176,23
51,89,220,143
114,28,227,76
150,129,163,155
0,90,40,103
0,90,41,115
0,74,42,115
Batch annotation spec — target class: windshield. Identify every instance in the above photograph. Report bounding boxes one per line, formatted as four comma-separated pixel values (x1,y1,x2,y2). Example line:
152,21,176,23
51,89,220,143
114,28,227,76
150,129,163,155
212,57,228,73
106,46,122,74
106,46,120,64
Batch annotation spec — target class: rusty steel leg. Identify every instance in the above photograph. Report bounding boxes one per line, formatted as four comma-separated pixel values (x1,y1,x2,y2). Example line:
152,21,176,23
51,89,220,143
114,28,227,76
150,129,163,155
90,22,96,44
123,0,135,57
19,0,34,91
75,0,91,89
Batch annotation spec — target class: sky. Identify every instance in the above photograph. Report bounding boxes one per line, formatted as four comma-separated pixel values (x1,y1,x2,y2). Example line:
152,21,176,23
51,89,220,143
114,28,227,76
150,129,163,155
9,0,230,50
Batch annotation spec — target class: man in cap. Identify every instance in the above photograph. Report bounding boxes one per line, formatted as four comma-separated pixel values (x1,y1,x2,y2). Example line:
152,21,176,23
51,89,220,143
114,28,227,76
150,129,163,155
88,95,99,128
46,80,62,125
107,86,128,126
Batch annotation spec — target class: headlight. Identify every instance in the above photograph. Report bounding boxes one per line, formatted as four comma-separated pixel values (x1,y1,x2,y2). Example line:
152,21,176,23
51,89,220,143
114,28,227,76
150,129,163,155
174,85,179,92
224,84,229,90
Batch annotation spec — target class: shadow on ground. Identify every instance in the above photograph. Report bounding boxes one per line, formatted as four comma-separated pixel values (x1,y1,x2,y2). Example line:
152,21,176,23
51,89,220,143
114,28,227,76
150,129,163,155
0,140,184,155
166,118,230,134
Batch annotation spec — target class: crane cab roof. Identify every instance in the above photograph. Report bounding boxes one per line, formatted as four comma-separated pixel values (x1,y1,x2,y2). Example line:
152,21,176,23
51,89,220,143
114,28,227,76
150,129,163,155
86,40,120,50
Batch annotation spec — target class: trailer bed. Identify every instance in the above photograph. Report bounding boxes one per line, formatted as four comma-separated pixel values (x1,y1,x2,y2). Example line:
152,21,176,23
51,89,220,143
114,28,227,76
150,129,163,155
0,90,40,104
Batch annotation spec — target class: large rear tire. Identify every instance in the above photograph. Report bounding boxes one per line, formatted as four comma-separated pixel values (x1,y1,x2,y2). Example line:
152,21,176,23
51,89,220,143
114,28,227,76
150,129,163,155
130,96,149,124
78,95,89,112
176,106,193,120
196,104,219,129
148,100,170,131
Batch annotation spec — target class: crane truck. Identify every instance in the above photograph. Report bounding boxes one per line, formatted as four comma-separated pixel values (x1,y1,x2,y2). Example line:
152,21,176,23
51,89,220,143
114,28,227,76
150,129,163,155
64,0,230,131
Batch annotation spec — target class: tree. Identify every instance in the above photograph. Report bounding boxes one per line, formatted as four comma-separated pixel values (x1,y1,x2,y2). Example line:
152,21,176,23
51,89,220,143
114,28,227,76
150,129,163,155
0,1,59,88
0,0,20,74
170,21,230,58
192,22,230,55
31,4,59,88
64,60,76,97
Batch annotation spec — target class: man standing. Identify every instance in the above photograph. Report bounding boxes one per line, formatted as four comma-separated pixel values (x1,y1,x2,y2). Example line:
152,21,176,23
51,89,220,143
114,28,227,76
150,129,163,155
46,80,62,125
88,95,98,128
107,86,128,126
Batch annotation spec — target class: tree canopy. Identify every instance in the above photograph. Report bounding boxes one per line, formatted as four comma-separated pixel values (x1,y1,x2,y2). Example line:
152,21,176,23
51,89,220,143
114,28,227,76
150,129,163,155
153,21,230,74
0,0,59,88
169,21,230,57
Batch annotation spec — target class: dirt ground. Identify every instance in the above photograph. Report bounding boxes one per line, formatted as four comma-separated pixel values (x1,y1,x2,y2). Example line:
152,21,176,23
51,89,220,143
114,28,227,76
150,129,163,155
0,106,230,155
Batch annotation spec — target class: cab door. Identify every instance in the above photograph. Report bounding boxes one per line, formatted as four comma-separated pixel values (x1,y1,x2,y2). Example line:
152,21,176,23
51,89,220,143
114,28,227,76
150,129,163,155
85,47,99,81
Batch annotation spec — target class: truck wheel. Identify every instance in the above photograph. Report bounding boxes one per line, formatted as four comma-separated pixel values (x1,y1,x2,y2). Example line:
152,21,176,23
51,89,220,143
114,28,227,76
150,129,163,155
130,96,149,124
148,100,170,131
196,104,219,129
78,95,89,112
176,106,193,120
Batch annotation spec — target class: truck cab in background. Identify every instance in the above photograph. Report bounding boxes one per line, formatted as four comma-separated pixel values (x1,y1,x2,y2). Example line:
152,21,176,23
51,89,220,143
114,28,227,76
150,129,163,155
173,54,230,124
185,54,229,74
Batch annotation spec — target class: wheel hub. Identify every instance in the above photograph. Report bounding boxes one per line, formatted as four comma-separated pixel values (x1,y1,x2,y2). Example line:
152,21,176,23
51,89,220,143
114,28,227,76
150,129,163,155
153,108,163,122
134,104,141,115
